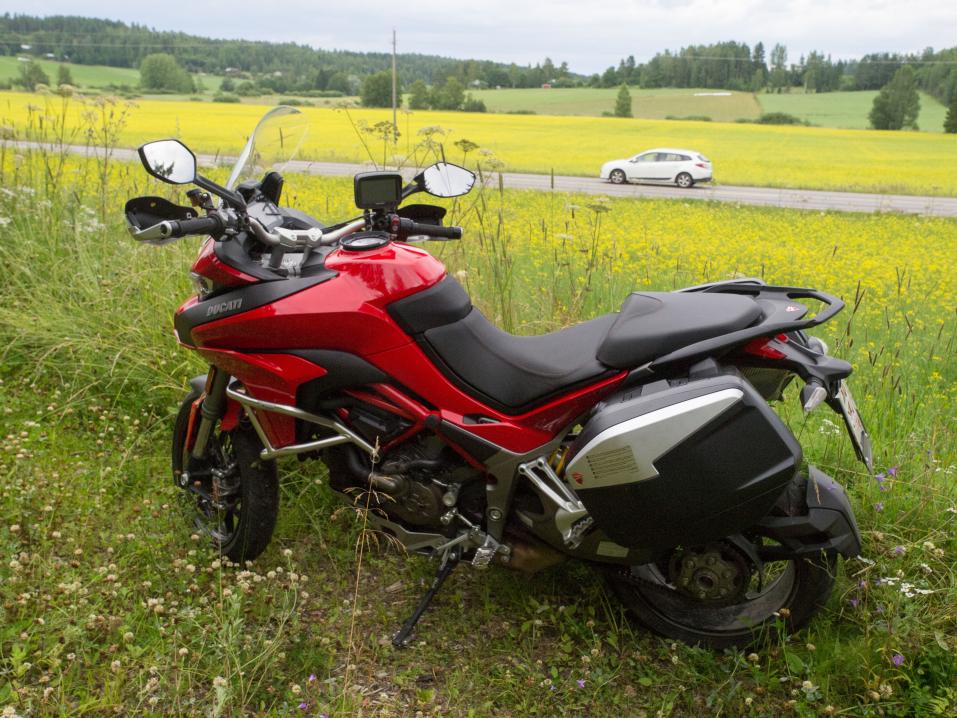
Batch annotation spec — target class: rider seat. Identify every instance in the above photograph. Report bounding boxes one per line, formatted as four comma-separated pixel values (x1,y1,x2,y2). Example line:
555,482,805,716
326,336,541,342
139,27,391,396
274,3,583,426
388,277,764,414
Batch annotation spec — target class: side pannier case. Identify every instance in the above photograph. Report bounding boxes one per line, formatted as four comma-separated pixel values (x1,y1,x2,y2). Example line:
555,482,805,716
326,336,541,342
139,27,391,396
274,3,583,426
564,374,801,553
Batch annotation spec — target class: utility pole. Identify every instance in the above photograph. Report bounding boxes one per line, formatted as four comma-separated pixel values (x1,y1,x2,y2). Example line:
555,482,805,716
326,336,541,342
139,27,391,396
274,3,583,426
391,29,398,146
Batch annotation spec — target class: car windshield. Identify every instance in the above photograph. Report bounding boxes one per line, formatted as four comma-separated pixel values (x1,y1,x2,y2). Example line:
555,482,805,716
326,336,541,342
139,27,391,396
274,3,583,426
226,106,310,190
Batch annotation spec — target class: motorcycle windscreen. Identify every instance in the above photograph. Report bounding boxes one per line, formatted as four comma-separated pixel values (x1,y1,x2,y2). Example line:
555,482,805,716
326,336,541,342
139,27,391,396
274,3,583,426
226,106,310,191
564,375,801,552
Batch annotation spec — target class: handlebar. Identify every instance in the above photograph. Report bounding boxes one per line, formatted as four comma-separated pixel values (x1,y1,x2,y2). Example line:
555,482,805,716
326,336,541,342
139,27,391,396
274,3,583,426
390,216,462,241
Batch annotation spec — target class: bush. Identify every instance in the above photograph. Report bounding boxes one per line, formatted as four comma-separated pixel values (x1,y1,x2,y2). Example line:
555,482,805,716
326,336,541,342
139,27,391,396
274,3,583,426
235,81,260,97
277,97,314,107
506,109,536,115
755,112,808,125
139,53,195,93
296,89,344,98
461,94,487,113
212,92,240,103
665,115,712,122
16,60,50,91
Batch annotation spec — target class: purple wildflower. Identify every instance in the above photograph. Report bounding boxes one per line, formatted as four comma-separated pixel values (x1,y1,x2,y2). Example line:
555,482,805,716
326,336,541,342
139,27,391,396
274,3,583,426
893,545,905,556
874,502,884,511
550,684,557,691
849,597,859,608
887,467,898,477
891,653,904,666
298,703,309,710
577,679,586,689
308,674,317,683
875,472,886,482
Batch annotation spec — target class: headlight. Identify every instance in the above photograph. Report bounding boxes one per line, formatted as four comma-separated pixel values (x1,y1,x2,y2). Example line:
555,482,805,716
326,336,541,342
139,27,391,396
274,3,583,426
189,271,213,299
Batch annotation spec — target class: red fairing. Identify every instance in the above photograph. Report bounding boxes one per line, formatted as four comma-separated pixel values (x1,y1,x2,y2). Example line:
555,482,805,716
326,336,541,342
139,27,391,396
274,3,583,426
192,243,444,354
192,238,259,288
197,348,328,446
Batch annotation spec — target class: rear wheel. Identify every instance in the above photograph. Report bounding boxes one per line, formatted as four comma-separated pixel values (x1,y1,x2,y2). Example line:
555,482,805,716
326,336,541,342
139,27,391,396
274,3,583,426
676,172,694,189
605,472,839,649
609,169,627,184
172,391,279,562
606,545,836,649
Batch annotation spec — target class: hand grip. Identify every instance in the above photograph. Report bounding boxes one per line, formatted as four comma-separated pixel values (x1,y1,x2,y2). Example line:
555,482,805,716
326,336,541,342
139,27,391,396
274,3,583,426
169,215,222,237
391,215,462,240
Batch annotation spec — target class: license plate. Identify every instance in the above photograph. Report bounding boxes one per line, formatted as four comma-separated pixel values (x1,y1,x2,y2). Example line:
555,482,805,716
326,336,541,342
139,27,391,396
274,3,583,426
836,381,873,471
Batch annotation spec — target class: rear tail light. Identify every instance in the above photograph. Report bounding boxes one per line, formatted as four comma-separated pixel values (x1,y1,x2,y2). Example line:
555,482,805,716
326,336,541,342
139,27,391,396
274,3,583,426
743,334,789,360
695,163,708,169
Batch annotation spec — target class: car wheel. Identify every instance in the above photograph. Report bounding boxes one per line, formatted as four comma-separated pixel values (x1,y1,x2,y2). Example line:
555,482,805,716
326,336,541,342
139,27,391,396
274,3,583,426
609,169,627,184
676,172,694,189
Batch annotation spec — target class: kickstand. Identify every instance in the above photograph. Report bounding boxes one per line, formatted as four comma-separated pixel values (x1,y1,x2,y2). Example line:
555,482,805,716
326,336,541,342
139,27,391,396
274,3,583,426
392,547,461,648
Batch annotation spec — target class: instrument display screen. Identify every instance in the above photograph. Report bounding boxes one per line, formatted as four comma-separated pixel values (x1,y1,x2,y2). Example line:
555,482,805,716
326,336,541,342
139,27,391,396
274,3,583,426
354,172,403,209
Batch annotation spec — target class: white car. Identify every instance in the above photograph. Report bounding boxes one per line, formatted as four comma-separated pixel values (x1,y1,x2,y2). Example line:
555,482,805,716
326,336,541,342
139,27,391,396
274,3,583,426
600,148,713,188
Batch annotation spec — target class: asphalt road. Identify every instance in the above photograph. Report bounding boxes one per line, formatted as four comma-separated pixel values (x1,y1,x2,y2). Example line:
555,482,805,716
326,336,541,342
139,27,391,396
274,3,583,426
18,141,957,217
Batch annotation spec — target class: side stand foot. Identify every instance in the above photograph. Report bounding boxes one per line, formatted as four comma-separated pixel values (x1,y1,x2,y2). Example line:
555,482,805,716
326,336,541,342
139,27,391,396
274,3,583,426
392,547,461,648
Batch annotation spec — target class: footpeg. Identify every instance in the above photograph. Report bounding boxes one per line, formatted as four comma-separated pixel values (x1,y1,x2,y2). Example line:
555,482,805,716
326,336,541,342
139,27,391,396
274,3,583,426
471,535,505,568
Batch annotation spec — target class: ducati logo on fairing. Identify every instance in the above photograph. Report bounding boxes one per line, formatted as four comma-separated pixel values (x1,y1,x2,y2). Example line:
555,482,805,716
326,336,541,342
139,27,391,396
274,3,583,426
206,298,243,317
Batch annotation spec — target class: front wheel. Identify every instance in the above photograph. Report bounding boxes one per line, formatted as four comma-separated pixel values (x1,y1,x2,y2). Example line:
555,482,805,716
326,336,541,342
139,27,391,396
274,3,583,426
675,172,694,189
609,169,627,184
172,390,279,562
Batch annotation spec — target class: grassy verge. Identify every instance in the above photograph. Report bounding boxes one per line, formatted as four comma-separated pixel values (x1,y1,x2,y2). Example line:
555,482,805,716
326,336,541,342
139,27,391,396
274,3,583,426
0,116,955,715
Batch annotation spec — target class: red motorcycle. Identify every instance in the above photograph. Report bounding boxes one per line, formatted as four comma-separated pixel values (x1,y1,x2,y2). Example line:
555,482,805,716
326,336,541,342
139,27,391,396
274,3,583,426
126,107,871,648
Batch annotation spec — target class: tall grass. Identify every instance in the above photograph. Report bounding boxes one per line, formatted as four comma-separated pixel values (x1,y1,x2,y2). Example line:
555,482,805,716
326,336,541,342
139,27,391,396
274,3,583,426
0,98,956,716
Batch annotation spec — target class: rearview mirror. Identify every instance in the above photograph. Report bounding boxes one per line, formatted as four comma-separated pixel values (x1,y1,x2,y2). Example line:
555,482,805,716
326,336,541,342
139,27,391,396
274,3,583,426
138,140,197,185
419,162,475,198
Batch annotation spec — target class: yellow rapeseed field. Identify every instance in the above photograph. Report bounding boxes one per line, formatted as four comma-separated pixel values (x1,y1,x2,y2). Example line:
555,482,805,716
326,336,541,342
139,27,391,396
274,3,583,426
3,91,957,196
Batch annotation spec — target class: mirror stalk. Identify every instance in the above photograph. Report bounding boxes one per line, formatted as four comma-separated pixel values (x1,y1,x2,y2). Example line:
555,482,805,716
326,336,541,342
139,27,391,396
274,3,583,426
194,175,246,211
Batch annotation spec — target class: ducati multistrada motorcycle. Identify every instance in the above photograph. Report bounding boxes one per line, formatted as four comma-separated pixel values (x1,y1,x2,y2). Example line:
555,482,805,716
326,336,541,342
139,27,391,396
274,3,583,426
125,107,872,649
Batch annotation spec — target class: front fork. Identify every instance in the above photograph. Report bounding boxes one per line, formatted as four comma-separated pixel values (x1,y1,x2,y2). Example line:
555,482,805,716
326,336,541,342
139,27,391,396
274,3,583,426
190,367,230,459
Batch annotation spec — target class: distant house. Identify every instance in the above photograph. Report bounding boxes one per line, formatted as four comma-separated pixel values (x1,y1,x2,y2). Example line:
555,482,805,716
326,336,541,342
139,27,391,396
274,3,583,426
542,83,552,89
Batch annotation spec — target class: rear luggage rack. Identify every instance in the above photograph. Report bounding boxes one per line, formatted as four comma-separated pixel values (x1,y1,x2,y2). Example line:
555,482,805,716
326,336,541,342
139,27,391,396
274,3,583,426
651,283,845,368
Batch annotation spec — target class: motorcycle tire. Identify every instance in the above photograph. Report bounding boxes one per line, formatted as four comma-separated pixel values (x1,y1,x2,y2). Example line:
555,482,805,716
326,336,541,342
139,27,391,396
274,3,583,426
172,390,279,563
605,474,837,649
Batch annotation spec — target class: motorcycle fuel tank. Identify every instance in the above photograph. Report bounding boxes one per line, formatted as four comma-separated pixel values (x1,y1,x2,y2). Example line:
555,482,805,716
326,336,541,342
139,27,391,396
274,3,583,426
564,374,801,552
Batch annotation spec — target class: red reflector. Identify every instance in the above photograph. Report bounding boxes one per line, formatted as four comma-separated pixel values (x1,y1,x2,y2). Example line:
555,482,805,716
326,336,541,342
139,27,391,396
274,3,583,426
743,337,786,360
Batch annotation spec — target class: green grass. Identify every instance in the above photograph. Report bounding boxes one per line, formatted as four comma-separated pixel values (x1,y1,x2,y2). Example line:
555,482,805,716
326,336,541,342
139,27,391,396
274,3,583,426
0,116,956,716
468,86,763,122
448,86,951,132
758,90,948,132
0,56,140,88
0,56,226,93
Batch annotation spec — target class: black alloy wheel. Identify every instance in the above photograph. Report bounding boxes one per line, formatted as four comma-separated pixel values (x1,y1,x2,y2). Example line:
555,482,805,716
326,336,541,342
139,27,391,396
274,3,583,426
172,390,279,562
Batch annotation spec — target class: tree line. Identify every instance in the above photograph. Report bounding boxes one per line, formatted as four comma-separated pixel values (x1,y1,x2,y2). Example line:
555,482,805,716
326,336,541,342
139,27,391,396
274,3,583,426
0,14,576,94
598,43,957,104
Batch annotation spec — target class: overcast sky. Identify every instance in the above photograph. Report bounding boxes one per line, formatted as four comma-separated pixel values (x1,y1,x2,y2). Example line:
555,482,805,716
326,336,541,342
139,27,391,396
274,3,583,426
10,1,957,74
